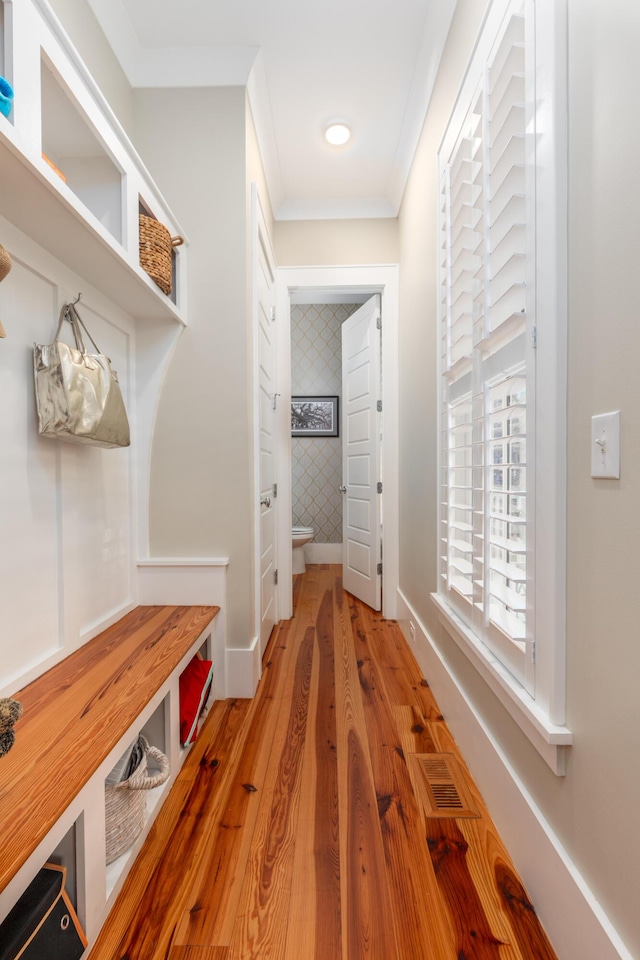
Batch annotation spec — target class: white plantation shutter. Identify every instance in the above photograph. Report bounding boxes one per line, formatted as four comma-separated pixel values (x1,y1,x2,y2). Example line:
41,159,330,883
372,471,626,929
439,0,534,691
435,0,568,765
439,105,477,609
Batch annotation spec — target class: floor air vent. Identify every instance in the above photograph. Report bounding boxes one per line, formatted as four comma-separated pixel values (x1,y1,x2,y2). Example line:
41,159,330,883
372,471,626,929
410,753,480,819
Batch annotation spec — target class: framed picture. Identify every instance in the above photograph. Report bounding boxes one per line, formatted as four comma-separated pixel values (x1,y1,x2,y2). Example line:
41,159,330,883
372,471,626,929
291,396,339,437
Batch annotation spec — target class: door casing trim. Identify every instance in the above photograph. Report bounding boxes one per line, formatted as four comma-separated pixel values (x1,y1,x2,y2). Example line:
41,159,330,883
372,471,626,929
275,264,399,620
251,186,279,656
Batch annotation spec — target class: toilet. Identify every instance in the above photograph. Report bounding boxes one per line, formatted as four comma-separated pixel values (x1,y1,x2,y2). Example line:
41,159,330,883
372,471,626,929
292,525,314,574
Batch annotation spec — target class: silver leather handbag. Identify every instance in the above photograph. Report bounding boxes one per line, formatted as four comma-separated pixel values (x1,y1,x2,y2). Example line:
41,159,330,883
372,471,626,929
33,301,130,448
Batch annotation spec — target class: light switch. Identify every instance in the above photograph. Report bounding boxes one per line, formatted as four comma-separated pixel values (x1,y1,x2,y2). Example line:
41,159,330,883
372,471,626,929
591,411,620,479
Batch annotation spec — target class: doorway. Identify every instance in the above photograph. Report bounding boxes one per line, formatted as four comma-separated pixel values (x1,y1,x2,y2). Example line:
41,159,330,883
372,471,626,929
275,265,399,621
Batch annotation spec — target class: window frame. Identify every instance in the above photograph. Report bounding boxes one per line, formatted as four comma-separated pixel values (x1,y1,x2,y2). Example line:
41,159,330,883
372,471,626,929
432,0,571,775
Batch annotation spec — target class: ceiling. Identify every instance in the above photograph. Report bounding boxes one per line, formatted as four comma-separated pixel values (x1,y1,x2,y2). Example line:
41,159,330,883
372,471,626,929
87,0,456,221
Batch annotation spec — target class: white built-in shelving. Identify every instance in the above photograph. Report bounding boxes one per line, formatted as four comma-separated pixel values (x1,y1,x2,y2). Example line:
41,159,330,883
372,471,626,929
102,626,213,911
0,622,217,951
0,0,187,322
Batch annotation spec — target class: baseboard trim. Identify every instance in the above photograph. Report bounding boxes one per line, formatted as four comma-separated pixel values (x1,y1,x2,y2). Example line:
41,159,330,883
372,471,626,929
396,587,633,960
305,543,342,564
226,634,261,699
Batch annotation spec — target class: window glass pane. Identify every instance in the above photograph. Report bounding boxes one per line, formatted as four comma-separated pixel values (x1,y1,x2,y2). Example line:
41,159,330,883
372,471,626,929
486,372,527,656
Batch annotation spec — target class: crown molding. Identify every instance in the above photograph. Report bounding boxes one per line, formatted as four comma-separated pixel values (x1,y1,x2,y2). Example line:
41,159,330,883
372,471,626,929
88,0,457,221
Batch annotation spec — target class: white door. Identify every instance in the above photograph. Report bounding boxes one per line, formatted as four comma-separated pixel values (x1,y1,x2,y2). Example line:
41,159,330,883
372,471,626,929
254,189,278,658
341,295,382,610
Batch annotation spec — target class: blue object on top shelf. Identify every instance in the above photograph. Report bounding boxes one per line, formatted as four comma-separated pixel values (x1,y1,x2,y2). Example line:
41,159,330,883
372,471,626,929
0,76,14,117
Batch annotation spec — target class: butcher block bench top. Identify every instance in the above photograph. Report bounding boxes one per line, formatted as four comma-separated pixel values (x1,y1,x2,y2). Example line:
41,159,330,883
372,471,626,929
0,604,219,893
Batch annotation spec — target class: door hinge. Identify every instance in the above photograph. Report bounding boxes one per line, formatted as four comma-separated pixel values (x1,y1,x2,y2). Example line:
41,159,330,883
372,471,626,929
530,641,536,664
377,481,383,493
272,482,278,498
376,316,382,330
270,306,276,323
377,562,383,575
532,325,537,349
274,568,278,585
376,400,382,412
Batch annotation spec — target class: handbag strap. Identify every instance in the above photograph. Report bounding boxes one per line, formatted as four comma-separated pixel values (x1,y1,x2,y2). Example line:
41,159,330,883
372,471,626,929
55,304,83,351
55,301,103,356
68,302,102,354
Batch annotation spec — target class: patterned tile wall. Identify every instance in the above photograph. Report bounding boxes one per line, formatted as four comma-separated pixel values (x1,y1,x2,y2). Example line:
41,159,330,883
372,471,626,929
291,303,359,543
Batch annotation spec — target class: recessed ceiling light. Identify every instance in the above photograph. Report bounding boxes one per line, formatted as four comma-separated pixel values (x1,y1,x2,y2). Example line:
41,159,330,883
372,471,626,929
325,123,351,146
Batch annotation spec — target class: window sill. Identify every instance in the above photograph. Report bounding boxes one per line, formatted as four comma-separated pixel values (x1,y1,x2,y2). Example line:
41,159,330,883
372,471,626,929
431,593,572,775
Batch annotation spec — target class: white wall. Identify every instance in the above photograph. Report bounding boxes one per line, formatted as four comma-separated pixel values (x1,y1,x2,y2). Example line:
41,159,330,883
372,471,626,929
275,217,399,266
0,217,137,697
246,93,274,241
133,87,255,653
564,0,640,948
397,0,640,956
47,0,134,134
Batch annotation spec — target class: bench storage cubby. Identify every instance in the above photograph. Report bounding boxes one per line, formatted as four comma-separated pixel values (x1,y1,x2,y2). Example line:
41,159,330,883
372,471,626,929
0,863,87,960
0,604,220,951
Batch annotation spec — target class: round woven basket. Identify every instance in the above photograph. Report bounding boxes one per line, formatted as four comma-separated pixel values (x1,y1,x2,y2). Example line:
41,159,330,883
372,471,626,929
139,214,184,296
0,244,12,283
105,736,170,864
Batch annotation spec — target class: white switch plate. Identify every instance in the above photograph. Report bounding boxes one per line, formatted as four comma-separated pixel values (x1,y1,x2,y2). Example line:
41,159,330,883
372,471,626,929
591,411,620,479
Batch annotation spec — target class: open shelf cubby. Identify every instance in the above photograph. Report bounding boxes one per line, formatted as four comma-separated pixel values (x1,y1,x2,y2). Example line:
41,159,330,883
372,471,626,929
0,2,13,109
178,634,215,766
104,695,170,903
0,3,7,92
0,818,87,955
0,0,187,323
41,52,123,243
47,820,82,919
139,196,181,305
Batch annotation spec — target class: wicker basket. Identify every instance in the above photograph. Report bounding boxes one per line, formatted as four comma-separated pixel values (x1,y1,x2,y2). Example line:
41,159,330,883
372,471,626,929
0,244,11,338
105,736,169,864
138,214,184,296
0,244,12,283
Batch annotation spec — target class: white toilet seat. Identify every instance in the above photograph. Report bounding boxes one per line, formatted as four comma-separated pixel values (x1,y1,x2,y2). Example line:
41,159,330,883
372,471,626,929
292,525,314,539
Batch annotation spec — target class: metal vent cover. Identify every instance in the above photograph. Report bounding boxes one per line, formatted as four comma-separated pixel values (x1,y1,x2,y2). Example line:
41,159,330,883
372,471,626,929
410,752,480,819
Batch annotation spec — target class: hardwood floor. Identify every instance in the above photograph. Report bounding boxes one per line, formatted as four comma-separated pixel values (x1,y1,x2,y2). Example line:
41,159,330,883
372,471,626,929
89,565,558,960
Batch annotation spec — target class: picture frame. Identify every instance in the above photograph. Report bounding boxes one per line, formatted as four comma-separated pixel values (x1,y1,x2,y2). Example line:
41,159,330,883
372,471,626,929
291,396,339,437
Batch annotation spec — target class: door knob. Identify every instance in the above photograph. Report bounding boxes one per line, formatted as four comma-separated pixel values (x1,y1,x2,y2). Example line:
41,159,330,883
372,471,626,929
260,495,271,507
339,485,347,494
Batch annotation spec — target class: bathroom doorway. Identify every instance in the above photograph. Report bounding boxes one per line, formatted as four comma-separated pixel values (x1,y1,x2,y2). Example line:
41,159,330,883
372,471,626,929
275,265,399,621
290,298,365,570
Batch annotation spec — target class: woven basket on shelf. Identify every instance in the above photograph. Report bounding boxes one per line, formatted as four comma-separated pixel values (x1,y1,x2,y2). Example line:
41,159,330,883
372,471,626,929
0,244,11,283
0,244,12,338
138,214,184,296
105,735,169,865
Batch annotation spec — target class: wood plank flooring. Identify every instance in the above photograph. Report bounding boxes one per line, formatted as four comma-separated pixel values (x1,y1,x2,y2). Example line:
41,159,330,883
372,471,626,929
89,566,558,960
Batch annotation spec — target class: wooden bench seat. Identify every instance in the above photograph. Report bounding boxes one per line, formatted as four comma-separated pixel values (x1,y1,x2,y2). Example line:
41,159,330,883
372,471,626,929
0,604,219,894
